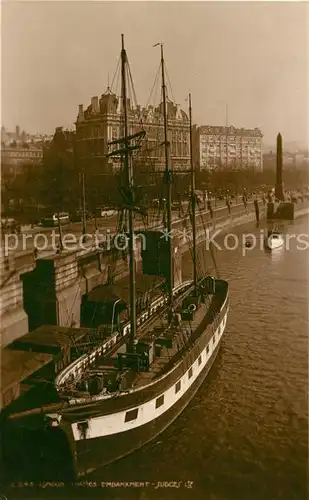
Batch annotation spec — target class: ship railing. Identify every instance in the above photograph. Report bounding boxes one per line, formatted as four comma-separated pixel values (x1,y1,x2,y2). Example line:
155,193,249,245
56,279,228,399
55,280,193,390
63,286,228,407
56,279,227,397
65,291,230,407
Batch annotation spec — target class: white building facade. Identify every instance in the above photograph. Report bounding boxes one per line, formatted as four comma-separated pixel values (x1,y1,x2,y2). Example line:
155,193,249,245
194,125,263,171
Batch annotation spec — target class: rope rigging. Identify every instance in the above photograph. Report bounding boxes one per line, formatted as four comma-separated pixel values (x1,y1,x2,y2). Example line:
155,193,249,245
109,55,121,93
196,198,221,279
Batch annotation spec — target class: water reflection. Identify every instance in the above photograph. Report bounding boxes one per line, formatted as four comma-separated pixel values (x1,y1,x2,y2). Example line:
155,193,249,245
264,244,285,263
89,216,308,500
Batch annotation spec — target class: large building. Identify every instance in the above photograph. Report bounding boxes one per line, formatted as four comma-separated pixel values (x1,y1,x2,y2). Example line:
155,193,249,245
75,87,190,173
193,125,263,171
1,125,53,147
1,146,44,176
1,125,52,176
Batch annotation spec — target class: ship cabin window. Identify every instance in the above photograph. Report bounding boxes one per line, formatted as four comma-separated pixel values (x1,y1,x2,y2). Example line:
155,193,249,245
213,336,216,344
198,355,202,366
155,395,164,409
188,367,193,379
206,345,210,354
175,380,181,393
125,408,139,422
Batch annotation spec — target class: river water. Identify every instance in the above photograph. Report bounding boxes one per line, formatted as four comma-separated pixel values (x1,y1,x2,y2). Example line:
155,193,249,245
86,215,308,500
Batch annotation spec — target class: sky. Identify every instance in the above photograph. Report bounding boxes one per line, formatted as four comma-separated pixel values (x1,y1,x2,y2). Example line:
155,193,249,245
2,1,308,147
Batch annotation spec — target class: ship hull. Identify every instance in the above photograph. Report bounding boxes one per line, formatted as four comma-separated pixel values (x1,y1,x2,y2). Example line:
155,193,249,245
74,338,222,477
3,281,229,483
2,333,225,483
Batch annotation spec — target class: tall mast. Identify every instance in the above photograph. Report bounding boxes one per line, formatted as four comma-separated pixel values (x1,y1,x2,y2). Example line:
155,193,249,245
74,136,87,240
121,34,136,348
81,167,87,240
189,94,197,291
225,102,228,169
160,44,173,309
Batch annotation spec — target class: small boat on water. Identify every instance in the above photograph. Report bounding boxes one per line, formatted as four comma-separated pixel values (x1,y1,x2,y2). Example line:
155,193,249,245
245,237,254,248
264,229,284,250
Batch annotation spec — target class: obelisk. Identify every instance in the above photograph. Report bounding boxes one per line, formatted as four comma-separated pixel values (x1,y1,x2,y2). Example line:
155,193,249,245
274,133,284,201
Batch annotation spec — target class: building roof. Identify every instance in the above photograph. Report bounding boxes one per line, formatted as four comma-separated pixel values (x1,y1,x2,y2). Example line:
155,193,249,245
1,347,53,392
198,125,263,137
102,86,117,97
10,325,91,350
2,145,43,151
77,93,189,124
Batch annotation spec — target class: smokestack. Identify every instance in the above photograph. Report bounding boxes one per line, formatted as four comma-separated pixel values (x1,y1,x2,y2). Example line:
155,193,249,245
77,104,84,121
275,133,284,201
91,96,99,113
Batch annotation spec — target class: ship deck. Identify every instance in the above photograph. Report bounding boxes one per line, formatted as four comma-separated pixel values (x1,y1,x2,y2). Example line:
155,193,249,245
132,301,210,389
2,281,228,426
85,291,223,392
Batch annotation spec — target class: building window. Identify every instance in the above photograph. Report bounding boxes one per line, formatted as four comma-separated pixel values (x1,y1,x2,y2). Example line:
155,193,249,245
175,380,181,393
125,408,138,422
206,345,210,354
213,335,216,344
188,367,193,379
198,355,201,366
156,395,164,408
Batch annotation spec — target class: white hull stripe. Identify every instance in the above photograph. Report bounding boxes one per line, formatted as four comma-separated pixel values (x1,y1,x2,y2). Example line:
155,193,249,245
72,312,227,441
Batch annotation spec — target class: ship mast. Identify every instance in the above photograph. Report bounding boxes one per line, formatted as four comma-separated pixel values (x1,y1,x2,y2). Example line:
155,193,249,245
160,43,173,310
189,93,197,291
121,34,136,348
81,166,87,240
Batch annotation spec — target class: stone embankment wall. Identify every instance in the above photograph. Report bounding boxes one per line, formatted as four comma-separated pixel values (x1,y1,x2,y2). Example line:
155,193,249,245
0,248,36,347
2,198,308,346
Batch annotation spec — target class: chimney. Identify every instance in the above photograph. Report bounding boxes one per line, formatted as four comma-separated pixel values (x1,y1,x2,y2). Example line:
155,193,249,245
91,96,99,113
78,104,84,121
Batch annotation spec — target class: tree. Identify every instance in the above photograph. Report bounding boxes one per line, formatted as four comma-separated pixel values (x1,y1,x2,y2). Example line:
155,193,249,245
41,128,79,213
1,163,45,221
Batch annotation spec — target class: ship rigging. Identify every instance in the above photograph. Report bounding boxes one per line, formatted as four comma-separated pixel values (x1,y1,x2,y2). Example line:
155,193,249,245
3,35,229,483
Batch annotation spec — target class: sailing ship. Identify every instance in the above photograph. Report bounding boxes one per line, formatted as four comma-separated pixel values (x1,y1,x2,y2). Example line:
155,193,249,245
2,35,229,481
